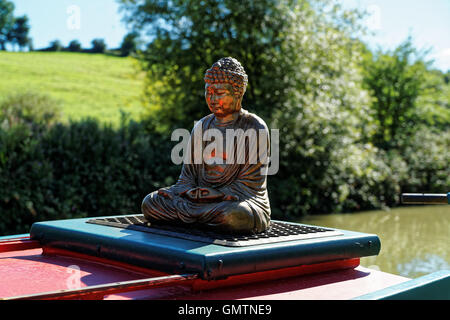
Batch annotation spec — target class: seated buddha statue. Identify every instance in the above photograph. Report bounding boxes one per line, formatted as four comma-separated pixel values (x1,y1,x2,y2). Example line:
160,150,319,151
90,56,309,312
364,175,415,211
142,57,271,234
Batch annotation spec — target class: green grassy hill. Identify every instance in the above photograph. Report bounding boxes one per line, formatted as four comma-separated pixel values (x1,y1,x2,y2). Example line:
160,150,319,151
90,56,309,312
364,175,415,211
0,52,145,125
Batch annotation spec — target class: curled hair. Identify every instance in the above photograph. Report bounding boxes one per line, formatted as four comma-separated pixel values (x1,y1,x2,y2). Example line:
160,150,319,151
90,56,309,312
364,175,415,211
204,57,248,98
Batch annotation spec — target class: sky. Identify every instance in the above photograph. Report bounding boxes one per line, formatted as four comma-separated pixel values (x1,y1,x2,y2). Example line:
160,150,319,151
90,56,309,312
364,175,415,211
342,0,450,71
11,0,129,50
9,0,450,71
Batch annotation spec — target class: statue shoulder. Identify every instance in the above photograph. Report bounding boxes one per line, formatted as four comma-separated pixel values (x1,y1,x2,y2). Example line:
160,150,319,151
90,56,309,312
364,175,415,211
241,110,269,132
191,114,215,132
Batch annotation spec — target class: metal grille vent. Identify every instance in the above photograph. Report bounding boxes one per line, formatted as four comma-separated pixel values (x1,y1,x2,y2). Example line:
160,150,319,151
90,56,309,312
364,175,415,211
86,215,342,247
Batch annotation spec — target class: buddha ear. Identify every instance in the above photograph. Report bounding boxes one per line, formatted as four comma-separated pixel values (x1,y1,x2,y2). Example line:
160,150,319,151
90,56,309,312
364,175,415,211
235,96,243,109
235,92,244,105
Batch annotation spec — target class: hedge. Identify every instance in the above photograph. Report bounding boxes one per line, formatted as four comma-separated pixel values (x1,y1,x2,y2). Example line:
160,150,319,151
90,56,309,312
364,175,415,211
0,119,179,235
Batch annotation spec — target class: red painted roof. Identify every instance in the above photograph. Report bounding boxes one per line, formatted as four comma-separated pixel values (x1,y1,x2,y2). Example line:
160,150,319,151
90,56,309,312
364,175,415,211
0,243,409,300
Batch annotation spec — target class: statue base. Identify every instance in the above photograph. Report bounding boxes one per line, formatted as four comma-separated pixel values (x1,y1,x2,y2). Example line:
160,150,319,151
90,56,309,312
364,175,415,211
30,215,380,280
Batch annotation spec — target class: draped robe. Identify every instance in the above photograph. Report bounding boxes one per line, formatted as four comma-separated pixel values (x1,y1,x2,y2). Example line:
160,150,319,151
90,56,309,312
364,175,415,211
142,109,271,234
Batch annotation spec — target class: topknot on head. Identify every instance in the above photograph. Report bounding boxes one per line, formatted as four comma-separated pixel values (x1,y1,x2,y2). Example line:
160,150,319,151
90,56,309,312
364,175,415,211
212,57,246,76
205,57,248,97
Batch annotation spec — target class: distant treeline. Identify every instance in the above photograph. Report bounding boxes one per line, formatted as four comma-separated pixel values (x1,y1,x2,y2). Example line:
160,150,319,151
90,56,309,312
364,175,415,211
36,33,139,57
0,0,139,56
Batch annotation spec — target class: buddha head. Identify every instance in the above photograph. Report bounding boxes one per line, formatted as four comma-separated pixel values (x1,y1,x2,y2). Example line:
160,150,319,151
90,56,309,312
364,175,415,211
204,57,248,119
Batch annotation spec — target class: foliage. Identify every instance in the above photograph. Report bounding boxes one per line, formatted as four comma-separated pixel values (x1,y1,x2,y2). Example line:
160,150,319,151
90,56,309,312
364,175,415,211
121,0,357,131
362,38,430,150
0,92,62,130
415,68,450,131
67,39,82,52
27,38,33,51
91,38,107,54
0,114,180,236
48,39,63,52
120,32,139,57
0,124,55,235
0,0,14,50
397,126,450,193
8,15,30,51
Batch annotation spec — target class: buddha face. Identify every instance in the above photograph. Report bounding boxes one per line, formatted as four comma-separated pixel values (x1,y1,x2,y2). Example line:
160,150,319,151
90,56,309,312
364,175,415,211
205,83,241,119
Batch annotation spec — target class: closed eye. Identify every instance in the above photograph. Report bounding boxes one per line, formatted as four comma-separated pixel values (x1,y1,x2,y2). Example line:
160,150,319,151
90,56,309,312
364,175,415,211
216,90,230,95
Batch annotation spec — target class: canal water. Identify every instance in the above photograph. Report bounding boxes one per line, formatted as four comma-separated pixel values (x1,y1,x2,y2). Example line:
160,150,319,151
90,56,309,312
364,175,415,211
298,205,450,279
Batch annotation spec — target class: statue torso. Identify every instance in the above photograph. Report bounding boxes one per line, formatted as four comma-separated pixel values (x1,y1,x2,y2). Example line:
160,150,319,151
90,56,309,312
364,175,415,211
196,109,269,190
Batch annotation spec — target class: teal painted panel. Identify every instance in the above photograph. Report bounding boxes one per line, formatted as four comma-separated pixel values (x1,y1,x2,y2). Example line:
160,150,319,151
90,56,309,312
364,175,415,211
353,270,450,300
30,216,381,280
0,234,30,241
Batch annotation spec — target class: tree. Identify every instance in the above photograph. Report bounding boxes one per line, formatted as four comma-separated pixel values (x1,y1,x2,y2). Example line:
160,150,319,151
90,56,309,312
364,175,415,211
9,15,30,51
362,38,429,150
119,0,369,130
0,0,14,50
67,39,82,52
27,38,33,51
91,38,106,53
444,71,450,85
119,0,293,130
48,39,62,52
120,32,139,57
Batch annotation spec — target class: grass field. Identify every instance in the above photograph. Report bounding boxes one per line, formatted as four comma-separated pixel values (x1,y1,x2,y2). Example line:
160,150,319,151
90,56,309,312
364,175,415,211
0,52,146,125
